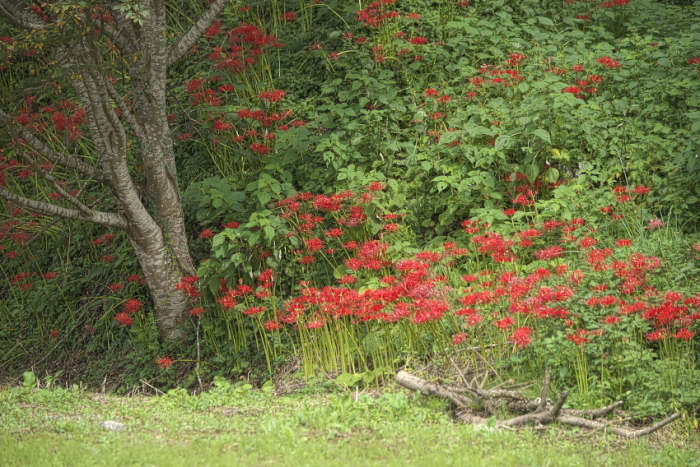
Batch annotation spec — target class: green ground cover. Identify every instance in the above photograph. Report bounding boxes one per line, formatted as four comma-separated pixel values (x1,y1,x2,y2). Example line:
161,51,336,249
1,380,699,467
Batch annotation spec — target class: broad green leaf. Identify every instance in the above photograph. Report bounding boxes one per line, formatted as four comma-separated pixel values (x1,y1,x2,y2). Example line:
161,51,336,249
532,129,551,144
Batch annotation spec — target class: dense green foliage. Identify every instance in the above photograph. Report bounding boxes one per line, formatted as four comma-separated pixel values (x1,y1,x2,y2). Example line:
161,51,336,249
1,0,700,418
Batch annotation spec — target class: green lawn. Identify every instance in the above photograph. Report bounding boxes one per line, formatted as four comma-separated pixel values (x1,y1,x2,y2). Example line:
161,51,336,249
1,381,698,467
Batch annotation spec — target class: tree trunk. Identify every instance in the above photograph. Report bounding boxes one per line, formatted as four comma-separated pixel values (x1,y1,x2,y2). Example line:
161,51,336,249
129,229,192,340
0,0,232,340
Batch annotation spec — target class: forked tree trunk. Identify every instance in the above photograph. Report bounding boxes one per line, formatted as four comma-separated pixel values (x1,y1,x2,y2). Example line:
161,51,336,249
0,0,232,340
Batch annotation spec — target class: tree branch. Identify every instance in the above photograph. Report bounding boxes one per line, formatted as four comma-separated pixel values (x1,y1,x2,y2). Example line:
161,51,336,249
394,370,473,407
396,370,681,438
0,109,111,186
0,186,128,229
98,21,137,56
104,77,147,144
13,135,94,217
0,0,48,30
556,412,681,439
166,0,232,68
562,401,624,419
536,367,551,413
498,391,568,427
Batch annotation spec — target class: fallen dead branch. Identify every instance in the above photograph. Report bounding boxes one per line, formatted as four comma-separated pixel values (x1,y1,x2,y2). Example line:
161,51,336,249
395,369,681,438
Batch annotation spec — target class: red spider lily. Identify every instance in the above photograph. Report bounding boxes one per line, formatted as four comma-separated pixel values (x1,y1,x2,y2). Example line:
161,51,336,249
250,143,272,155
305,237,325,252
157,356,176,369
124,299,143,313
647,219,665,229
212,120,232,131
598,56,621,68
568,330,591,346
643,301,689,328
535,245,565,260
367,181,386,192
312,194,343,212
410,36,429,45
235,285,254,295
452,333,469,345
306,320,325,329
11,272,34,286
339,275,357,285
204,21,222,37
604,315,622,325
218,294,237,310
511,327,532,347
258,269,275,283
600,0,631,6
519,229,542,239
587,248,614,265
190,307,206,317
580,236,599,248
114,312,133,326
675,328,695,341
620,300,648,315
176,276,201,299
646,329,667,341
495,317,515,328
300,255,317,265
466,314,484,327
93,233,115,245
412,299,450,324
415,251,442,262
197,229,216,239
259,89,287,102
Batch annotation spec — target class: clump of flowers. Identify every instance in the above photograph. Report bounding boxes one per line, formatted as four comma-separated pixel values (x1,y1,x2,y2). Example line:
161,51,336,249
205,184,699,389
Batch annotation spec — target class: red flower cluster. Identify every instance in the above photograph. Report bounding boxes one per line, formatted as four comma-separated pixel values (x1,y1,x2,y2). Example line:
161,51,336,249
259,89,287,103
113,298,143,327
598,56,621,68
176,276,201,299
157,356,176,369
600,0,631,7
356,0,400,28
